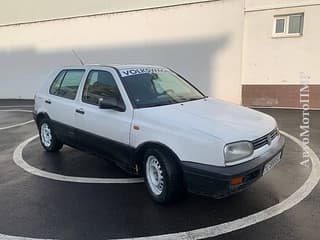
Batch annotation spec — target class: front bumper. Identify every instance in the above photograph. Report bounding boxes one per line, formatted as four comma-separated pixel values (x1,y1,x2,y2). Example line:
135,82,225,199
181,135,286,198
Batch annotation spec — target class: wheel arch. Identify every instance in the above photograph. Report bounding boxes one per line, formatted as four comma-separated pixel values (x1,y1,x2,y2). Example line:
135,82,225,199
35,112,50,127
134,141,183,175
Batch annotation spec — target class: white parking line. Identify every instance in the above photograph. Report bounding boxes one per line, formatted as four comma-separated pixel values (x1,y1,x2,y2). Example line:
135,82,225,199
115,131,320,240
0,110,34,130
0,131,319,240
0,235,52,240
13,135,144,184
0,120,34,131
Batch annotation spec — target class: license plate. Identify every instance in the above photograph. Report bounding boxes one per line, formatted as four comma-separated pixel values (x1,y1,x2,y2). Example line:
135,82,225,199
263,152,282,175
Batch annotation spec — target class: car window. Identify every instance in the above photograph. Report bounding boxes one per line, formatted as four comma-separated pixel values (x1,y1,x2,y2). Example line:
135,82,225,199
152,73,195,95
120,70,205,108
49,69,85,100
49,70,65,96
82,70,122,105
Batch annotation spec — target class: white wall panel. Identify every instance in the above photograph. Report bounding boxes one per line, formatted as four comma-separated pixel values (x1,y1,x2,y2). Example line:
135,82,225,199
0,0,218,26
242,4,320,85
0,0,244,103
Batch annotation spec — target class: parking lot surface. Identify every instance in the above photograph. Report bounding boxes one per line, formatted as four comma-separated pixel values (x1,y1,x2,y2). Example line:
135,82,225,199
0,100,319,240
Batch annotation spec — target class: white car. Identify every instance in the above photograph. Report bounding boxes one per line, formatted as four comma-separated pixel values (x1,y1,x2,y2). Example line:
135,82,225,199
34,64,285,203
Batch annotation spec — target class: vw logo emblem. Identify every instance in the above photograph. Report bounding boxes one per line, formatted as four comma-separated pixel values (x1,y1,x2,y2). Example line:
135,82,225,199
267,134,272,145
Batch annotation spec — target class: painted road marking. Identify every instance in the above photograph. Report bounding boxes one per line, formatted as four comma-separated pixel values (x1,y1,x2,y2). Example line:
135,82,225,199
115,131,320,240
0,120,34,131
0,110,34,130
1,131,319,240
13,135,144,184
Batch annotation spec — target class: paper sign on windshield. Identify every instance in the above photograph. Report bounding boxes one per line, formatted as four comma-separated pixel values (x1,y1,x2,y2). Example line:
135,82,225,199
120,68,169,77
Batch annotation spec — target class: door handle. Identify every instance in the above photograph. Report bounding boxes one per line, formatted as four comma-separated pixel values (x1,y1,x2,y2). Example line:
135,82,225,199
75,108,85,115
45,99,51,104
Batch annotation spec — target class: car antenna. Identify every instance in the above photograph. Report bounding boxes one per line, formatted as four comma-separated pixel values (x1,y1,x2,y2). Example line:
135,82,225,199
72,49,85,66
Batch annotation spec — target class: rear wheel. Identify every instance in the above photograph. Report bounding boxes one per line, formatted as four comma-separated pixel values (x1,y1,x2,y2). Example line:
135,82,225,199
143,148,184,204
38,119,63,152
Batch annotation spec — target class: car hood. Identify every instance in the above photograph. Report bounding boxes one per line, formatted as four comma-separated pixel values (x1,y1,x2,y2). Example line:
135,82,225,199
136,98,277,143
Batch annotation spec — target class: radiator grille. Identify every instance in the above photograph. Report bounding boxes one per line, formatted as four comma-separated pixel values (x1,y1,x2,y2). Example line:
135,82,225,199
252,128,279,150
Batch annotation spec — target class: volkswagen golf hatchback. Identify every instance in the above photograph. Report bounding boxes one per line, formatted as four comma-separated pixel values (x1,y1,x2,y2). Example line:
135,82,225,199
34,64,285,203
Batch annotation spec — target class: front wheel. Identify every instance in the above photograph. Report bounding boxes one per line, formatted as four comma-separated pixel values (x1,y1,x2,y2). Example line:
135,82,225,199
38,119,63,152
143,148,184,204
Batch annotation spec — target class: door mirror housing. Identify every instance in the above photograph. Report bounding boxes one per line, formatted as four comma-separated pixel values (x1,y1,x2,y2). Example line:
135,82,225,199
98,97,125,112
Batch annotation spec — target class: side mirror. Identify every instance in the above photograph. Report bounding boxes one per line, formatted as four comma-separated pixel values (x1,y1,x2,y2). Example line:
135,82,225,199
98,97,125,112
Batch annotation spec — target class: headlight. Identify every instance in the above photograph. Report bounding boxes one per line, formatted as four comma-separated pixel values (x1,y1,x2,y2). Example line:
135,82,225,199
224,141,254,163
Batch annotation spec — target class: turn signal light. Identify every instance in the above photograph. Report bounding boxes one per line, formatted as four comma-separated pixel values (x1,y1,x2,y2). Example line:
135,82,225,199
230,176,243,185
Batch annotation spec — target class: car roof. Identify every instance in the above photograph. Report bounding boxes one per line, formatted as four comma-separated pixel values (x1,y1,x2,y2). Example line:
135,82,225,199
60,64,168,71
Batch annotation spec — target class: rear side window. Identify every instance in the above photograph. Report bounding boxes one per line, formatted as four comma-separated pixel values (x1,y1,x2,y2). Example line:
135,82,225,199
49,70,85,100
82,70,121,105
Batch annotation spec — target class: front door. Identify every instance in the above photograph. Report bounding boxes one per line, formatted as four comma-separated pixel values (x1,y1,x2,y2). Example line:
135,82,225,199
75,68,134,165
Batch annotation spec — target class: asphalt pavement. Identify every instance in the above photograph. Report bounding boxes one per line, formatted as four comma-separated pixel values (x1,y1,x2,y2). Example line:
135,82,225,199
0,100,319,240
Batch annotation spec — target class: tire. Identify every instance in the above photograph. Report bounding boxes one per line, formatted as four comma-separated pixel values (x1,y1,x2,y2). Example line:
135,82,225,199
38,118,63,152
143,148,184,204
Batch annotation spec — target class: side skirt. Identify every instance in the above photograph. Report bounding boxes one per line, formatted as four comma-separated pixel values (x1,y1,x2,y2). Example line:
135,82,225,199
50,119,138,175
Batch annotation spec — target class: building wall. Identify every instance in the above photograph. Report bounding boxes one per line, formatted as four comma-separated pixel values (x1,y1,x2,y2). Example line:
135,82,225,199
0,0,217,25
242,0,320,108
0,0,244,103
245,0,320,10
2,0,318,107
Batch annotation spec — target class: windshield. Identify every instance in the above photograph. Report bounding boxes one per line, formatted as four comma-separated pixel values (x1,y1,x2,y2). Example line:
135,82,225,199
120,68,205,108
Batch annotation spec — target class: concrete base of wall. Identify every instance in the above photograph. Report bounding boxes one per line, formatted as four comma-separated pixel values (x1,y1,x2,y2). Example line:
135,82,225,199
242,85,320,109
0,99,34,106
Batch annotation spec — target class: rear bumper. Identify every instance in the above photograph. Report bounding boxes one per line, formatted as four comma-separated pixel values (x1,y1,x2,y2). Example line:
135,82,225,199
181,135,286,198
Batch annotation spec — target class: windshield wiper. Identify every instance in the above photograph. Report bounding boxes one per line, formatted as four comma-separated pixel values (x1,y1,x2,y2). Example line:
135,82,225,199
176,96,207,103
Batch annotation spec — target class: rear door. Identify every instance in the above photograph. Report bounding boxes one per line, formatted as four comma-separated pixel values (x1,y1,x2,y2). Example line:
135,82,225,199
45,68,86,145
75,67,134,165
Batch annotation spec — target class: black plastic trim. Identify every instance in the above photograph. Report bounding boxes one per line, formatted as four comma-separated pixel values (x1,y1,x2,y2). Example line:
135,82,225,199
49,119,136,174
182,135,286,198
